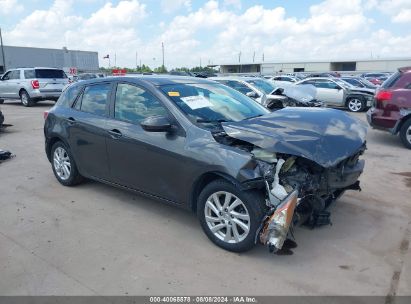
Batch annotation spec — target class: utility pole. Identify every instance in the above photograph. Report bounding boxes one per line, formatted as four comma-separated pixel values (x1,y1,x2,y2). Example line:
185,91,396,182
0,27,6,73
114,53,117,67
200,57,202,67
136,51,138,70
262,53,264,62
253,51,255,63
161,42,165,69
238,51,241,63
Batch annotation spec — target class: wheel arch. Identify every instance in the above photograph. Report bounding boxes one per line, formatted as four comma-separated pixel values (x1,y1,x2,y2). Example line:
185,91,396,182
393,113,411,135
189,171,245,213
46,135,70,162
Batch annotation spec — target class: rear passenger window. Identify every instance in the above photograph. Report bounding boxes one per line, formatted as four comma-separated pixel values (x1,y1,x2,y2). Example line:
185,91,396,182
114,83,168,123
77,83,110,116
24,70,35,79
10,70,21,79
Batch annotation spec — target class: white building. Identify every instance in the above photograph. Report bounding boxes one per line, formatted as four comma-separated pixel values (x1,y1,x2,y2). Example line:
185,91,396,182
218,58,411,74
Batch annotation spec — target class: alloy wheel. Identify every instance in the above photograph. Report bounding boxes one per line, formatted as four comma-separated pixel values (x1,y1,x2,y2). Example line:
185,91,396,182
348,98,362,112
21,93,28,106
204,191,250,244
53,147,71,181
406,125,411,145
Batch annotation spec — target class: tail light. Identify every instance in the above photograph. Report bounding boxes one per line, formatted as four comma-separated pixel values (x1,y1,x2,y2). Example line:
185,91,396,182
43,111,49,120
31,80,40,89
375,90,392,102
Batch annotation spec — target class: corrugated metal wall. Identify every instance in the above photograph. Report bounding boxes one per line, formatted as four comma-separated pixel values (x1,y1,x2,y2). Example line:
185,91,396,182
0,46,99,72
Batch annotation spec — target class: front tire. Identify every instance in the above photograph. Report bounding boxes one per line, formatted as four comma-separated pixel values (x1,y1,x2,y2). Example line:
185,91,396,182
399,118,411,149
197,179,265,253
51,141,83,186
20,90,34,107
0,99,4,104
346,97,365,112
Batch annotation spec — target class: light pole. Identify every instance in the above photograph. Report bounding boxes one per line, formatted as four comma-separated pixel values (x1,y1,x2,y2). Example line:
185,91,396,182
0,27,6,73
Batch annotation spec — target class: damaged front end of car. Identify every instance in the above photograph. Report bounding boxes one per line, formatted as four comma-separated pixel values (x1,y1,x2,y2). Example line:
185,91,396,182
213,108,367,253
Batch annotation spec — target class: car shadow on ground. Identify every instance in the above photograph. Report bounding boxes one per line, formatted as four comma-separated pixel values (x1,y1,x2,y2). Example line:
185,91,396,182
1,100,56,107
368,128,405,149
76,177,374,262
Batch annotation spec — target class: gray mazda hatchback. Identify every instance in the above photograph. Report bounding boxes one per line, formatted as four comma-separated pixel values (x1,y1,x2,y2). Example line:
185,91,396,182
44,76,366,254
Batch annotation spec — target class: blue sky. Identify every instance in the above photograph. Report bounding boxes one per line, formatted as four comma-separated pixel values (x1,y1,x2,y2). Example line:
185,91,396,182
1,0,410,68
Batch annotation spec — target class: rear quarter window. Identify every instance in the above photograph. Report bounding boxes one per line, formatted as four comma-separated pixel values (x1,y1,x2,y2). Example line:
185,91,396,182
24,70,35,79
35,69,67,79
57,85,82,108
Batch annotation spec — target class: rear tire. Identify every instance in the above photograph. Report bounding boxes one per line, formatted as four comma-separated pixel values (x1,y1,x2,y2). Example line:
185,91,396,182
197,179,266,253
399,118,411,149
20,90,34,107
51,141,83,186
346,97,365,112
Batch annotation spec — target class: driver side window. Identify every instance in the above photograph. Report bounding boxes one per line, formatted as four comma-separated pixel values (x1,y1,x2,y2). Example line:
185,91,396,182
114,83,168,124
2,71,12,80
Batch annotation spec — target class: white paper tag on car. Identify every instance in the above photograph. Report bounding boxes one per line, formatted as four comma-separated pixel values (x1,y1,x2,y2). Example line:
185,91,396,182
181,95,213,110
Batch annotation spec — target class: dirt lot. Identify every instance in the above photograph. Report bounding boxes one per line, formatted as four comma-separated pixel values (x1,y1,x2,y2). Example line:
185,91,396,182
0,100,410,296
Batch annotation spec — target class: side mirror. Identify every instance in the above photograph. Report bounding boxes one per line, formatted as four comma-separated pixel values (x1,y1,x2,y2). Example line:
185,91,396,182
246,91,259,98
141,115,172,132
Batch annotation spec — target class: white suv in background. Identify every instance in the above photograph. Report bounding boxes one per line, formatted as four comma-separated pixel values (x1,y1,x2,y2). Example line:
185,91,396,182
0,67,69,107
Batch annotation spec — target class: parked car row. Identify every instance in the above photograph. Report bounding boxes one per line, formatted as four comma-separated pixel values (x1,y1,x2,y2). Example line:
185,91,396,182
44,75,367,254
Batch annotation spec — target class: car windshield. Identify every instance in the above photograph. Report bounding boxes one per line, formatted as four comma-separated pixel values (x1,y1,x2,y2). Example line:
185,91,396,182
358,78,376,88
245,79,276,95
160,82,269,127
334,78,353,89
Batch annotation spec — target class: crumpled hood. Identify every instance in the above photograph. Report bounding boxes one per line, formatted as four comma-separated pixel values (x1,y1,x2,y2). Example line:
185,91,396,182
222,108,367,168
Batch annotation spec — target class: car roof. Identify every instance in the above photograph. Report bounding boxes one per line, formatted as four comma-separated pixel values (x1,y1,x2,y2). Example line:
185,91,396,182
210,76,260,81
399,66,411,73
300,77,336,81
71,75,217,87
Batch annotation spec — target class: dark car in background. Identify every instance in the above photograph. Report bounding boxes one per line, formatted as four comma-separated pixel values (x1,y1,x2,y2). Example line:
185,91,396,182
44,76,366,254
341,76,377,90
367,67,411,149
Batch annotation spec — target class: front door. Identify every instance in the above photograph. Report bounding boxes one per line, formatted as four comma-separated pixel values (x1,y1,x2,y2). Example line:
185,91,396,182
105,82,187,203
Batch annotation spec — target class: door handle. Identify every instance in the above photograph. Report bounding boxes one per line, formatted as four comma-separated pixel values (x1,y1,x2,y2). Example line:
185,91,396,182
108,129,122,138
66,117,76,125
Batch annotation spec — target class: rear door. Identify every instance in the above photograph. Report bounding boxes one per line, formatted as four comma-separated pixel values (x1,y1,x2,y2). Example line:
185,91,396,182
8,70,22,98
67,82,112,180
34,69,68,94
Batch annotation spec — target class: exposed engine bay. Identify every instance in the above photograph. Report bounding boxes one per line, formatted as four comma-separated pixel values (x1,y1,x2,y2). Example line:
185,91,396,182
213,128,366,254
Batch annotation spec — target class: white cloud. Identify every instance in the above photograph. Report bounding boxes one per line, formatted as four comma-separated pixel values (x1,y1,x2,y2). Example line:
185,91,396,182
0,0,24,15
369,0,411,23
5,0,147,67
223,0,241,10
2,0,411,69
161,0,192,14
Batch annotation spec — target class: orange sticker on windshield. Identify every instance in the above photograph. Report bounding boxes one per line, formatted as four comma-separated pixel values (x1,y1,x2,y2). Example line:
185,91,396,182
168,91,180,97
